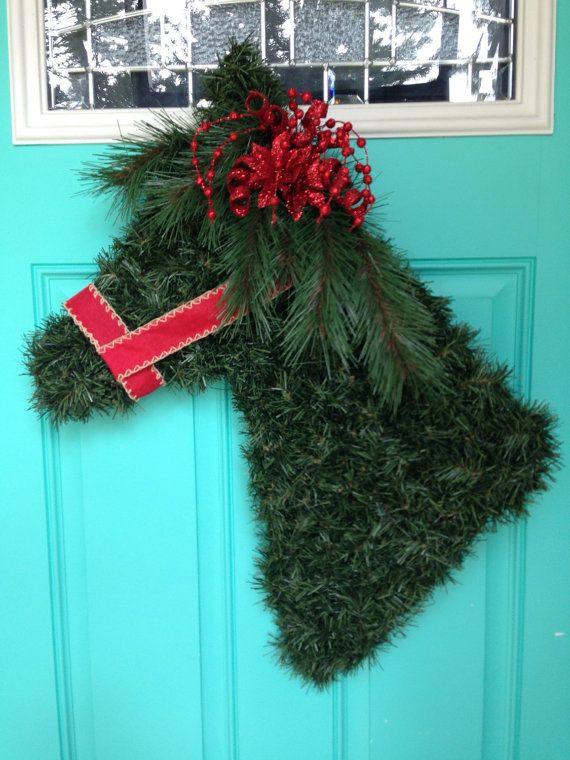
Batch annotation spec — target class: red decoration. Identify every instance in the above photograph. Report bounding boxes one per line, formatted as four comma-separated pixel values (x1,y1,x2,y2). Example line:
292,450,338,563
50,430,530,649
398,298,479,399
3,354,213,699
191,90,374,230
64,281,289,401
62,86,375,402
64,284,233,400
65,285,165,401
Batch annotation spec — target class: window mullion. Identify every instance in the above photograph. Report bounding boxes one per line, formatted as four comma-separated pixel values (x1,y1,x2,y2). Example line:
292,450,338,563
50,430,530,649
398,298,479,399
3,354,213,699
84,0,95,109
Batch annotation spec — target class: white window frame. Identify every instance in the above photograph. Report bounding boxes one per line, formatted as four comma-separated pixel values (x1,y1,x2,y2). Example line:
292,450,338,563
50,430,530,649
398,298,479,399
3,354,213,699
8,0,556,144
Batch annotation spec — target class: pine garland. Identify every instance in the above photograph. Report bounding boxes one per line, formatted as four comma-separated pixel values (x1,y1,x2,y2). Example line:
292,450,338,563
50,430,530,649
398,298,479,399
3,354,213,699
25,43,558,686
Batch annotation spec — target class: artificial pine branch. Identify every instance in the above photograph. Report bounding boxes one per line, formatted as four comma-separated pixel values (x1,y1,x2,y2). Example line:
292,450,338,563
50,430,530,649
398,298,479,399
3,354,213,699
79,41,443,407
353,233,445,409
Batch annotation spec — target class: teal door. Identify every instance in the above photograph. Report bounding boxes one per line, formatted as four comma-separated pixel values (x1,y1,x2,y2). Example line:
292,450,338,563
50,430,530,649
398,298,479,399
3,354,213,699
2,7,569,760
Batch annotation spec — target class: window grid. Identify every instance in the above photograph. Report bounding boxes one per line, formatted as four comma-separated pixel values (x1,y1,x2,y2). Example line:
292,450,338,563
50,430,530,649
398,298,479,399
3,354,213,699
44,0,516,109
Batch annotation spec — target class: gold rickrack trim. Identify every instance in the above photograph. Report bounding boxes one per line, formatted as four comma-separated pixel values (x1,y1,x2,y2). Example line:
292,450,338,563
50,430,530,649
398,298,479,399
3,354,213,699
88,284,130,332
99,284,228,353
122,380,141,402
116,314,238,382
65,301,103,352
122,366,166,401
66,284,166,397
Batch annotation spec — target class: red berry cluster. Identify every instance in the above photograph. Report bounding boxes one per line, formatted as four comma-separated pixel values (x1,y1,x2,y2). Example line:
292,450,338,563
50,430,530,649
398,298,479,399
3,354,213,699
191,88,375,228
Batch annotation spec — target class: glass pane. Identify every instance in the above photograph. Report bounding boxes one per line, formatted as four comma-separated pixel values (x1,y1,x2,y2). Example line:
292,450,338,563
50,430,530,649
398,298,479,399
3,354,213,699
473,18,511,59
47,70,89,108
94,69,190,107
91,0,142,20
191,4,260,66
370,4,456,62
460,0,510,14
471,59,511,100
191,69,208,106
265,0,291,64
294,1,365,64
48,29,89,69
91,16,162,67
46,0,86,31
369,63,446,100
276,66,325,99
328,65,365,103
163,12,190,66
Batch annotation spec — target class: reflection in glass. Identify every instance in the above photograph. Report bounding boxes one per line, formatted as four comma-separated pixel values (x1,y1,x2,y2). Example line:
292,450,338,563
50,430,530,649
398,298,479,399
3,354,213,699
191,3,260,65
93,69,190,107
48,71,90,109
47,0,86,30
92,0,142,18
295,1,365,64
276,66,324,97
265,0,291,64
44,0,515,110
329,66,365,104
49,29,89,69
91,16,162,68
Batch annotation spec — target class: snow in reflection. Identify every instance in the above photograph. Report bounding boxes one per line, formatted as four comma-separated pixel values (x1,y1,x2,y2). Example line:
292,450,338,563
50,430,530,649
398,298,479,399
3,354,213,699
44,0,514,109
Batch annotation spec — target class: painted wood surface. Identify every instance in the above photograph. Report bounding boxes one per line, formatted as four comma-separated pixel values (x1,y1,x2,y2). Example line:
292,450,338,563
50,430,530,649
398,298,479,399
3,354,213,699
1,5,569,760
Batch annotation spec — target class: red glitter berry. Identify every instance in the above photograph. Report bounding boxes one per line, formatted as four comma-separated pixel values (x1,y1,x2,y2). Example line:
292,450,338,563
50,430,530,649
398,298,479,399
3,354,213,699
230,132,238,141
191,140,199,151
213,149,223,160
320,204,331,217
201,122,210,132
369,194,376,204
295,108,304,119
356,137,366,148
355,162,364,172
326,118,336,128
363,164,371,175
287,87,298,98
207,170,215,181
208,209,217,221
230,111,239,120
343,122,353,131
301,91,312,103
204,187,213,198
363,175,373,185
289,100,298,111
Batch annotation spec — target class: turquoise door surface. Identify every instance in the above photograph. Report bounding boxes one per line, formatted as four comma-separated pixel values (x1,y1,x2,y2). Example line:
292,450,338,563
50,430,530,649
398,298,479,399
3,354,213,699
2,6,569,760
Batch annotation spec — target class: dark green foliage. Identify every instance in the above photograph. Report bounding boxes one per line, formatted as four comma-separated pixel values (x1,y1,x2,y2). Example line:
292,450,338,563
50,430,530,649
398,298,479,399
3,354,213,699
25,221,558,685
25,43,558,686
81,41,443,409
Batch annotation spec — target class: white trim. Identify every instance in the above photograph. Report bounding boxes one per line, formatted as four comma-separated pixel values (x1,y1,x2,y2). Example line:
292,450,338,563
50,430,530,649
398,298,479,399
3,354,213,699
8,0,556,144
